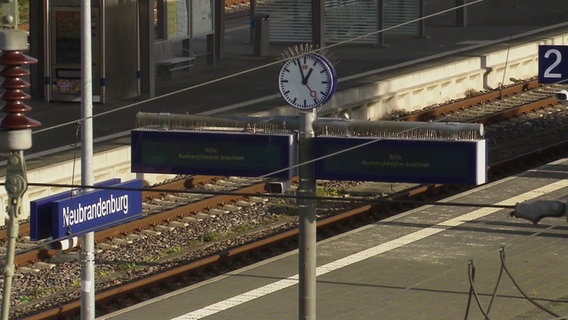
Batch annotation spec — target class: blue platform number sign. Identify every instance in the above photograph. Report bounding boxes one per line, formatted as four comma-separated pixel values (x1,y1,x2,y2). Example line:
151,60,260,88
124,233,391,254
538,45,568,84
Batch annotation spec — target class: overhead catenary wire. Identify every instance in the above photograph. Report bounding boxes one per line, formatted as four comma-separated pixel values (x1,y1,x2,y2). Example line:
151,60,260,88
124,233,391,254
0,1,537,254
0,0,551,251
31,0,487,137
15,1,494,207
0,177,515,269
4,195,564,320
0,0,525,258
133,112,484,179
3,2,568,316
12,181,514,210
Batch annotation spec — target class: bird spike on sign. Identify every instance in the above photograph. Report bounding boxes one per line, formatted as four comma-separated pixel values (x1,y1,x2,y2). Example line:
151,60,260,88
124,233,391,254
280,43,315,59
280,43,339,66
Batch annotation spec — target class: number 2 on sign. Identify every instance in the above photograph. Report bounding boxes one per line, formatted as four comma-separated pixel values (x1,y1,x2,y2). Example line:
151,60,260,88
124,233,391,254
543,48,562,79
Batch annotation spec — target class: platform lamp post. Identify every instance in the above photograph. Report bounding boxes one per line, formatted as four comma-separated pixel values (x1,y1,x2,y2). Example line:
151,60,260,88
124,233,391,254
0,28,40,320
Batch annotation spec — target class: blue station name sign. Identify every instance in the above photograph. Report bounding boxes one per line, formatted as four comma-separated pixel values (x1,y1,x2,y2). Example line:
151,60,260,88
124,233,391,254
314,137,487,185
131,129,296,178
30,179,143,240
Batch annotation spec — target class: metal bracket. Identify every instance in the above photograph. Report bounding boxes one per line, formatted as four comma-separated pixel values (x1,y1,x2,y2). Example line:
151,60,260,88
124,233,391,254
5,152,27,219
0,0,19,29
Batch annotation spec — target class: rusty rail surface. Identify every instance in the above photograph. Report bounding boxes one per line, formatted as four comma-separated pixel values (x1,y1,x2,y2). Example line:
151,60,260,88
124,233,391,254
4,175,258,267
400,80,540,122
17,79,568,319
23,137,568,320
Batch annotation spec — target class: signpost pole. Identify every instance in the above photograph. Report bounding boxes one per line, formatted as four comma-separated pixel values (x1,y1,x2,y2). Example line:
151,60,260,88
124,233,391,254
298,109,317,319
80,0,95,319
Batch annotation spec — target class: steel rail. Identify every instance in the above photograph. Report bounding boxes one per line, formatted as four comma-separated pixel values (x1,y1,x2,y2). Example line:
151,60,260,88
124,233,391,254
400,80,540,122
13,79,568,319
30,135,568,320
23,181,440,320
21,142,568,320
1,176,264,267
472,97,558,125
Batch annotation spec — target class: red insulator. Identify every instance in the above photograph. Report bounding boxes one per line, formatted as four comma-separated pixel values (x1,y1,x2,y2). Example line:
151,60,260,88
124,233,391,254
0,49,40,130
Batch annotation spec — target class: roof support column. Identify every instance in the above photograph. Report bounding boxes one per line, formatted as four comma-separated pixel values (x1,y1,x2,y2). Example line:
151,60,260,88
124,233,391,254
312,0,324,48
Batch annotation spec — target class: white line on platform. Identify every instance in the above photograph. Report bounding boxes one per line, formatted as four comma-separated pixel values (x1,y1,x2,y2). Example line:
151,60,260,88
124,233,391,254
170,179,568,320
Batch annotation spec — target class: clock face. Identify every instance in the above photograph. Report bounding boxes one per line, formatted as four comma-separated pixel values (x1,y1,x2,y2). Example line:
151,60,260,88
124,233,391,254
278,53,336,110
315,54,338,105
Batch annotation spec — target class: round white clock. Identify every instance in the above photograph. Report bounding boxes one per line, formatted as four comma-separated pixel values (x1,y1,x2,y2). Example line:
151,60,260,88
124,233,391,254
278,53,336,110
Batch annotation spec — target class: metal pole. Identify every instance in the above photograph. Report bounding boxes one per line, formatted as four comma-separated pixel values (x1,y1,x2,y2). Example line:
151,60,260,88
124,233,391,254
312,0,324,49
456,0,468,27
1,152,26,320
378,0,385,47
298,109,317,319
419,0,425,38
80,0,95,319
249,0,256,44
214,0,224,60
0,28,40,320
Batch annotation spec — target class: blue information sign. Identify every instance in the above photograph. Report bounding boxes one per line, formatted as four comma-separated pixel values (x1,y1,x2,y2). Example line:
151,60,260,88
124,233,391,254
31,179,143,240
538,45,568,84
314,137,487,185
30,179,121,240
131,129,295,178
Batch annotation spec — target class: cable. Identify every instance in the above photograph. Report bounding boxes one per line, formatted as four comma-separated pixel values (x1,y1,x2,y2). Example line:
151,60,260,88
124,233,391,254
30,0,487,137
3,213,144,259
12,181,514,209
467,245,568,319
321,0,485,52
0,180,515,268
257,121,454,178
19,0,500,202
499,246,561,317
464,246,567,319
70,121,82,196
6,1,561,298
484,247,505,316
498,1,520,98
464,260,474,319
465,260,492,320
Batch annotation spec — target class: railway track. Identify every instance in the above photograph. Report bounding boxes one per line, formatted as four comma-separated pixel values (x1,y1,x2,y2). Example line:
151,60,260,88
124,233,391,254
399,80,562,123
6,79,568,319
0,176,270,266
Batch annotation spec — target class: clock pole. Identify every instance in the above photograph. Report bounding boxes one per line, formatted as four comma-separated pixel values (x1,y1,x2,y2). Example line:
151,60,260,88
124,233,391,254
277,48,337,319
298,109,317,319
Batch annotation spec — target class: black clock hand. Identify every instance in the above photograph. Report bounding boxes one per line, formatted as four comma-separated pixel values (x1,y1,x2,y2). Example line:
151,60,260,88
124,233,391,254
303,68,313,85
297,58,306,83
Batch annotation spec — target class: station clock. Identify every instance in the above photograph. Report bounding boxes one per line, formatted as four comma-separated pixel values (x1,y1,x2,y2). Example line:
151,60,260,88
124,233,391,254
278,53,337,110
